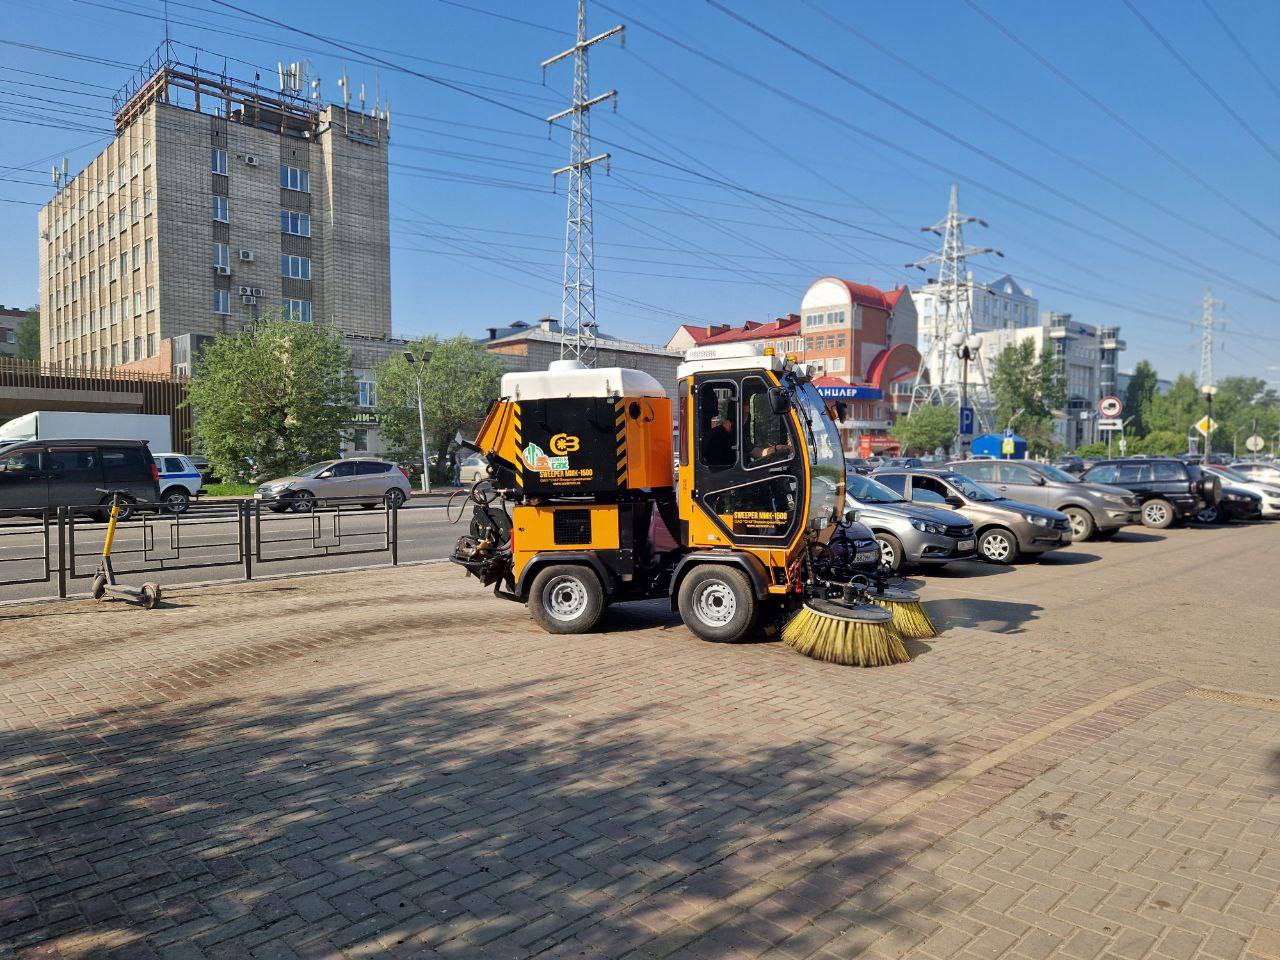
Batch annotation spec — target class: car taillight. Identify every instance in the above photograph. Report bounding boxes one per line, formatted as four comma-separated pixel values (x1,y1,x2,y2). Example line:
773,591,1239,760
399,466,410,480
150,463,160,482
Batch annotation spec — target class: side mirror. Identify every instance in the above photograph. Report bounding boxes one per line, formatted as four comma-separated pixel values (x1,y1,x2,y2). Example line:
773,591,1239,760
318,470,333,479
1034,475,1047,486
945,495,964,508
768,387,791,415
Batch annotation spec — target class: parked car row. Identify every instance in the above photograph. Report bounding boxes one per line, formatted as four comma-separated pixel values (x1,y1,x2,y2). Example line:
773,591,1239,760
845,454,1275,571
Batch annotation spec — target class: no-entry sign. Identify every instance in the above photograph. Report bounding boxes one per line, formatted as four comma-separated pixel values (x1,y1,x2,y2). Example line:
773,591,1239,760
1098,395,1123,418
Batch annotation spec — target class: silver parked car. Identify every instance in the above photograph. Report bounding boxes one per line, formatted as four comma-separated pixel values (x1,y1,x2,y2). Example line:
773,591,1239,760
946,459,1140,541
256,458,411,512
844,471,976,572
874,468,1072,564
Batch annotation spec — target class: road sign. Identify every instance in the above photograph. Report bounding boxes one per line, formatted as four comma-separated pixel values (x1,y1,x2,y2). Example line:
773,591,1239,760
1118,436,1128,454
1097,418,1123,431
1003,426,1014,439
1001,436,1015,456
1246,434,1265,453
1098,395,1123,418
1194,415,1217,437
959,405,975,436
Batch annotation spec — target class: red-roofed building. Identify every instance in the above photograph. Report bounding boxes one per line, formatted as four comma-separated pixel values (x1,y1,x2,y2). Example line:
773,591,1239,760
664,322,731,353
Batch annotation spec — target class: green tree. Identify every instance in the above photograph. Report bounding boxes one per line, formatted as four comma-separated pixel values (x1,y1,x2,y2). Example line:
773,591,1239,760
16,308,40,361
187,316,357,482
1131,430,1186,456
375,335,505,481
1145,374,1201,443
890,403,958,455
1122,359,1158,436
988,340,1066,456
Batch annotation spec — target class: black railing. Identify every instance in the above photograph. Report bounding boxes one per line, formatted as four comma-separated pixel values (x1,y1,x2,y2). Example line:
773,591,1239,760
0,497,401,601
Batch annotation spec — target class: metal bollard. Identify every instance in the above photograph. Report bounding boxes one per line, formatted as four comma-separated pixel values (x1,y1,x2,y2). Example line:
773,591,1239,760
241,501,253,581
391,502,399,566
56,507,67,599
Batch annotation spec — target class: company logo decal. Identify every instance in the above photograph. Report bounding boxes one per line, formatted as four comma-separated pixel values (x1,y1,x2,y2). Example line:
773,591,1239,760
521,442,569,473
549,433,580,455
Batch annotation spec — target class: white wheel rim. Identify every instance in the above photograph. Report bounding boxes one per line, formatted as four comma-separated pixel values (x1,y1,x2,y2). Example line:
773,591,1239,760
545,575,588,621
983,533,1011,561
877,537,896,567
695,581,737,626
1068,513,1087,538
1144,503,1167,524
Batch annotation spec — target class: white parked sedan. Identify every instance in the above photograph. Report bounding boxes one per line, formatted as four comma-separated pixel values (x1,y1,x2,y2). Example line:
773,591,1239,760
1204,463,1280,517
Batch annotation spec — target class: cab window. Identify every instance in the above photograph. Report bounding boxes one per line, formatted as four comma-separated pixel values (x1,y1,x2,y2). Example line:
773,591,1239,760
955,461,997,483
697,381,739,468
100,446,146,482
998,463,1038,484
49,448,101,481
1085,464,1117,484
909,474,951,505
876,473,907,495
0,448,42,476
330,461,357,478
1151,462,1184,481
1116,463,1150,485
356,461,391,475
741,376,792,469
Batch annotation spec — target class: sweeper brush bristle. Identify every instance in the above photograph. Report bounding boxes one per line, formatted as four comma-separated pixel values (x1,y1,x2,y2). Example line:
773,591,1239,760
871,596,937,640
782,604,911,667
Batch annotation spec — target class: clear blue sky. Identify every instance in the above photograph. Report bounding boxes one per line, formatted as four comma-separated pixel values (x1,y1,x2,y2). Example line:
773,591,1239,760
2,0,1278,383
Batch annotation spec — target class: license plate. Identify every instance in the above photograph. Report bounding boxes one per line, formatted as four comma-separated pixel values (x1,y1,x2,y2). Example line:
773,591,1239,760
958,539,975,551
855,550,880,563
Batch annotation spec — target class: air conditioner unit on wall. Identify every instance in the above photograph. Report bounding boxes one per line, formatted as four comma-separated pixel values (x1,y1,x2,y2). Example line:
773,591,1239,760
239,250,254,262
242,295,257,305
250,287,263,297
215,265,231,275
238,285,252,295
244,155,259,167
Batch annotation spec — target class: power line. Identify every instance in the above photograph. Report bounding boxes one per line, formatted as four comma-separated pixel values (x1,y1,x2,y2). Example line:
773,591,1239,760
1198,0,1280,104
1121,0,1280,168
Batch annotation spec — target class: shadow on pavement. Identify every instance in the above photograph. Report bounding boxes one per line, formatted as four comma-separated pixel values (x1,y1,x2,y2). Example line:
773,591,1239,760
1105,531,1165,544
923,598,1043,635
1035,551,1101,566
916,560,1014,579
0,675,954,957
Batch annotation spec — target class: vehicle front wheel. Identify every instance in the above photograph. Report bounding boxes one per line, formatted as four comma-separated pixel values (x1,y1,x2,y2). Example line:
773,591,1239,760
528,564,605,634
97,497,135,523
1141,498,1175,529
978,527,1018,564
677,565,758,643
875,532,904,573
162,488,190,514
384,487,406,509
290,490,316,513
1062,506,1095,542
1194,504,1221,524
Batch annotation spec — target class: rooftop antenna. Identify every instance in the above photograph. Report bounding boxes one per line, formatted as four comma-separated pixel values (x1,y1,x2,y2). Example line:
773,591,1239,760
311,77,321,101
338,67,350,107
277,62,286,93
358,81,366,112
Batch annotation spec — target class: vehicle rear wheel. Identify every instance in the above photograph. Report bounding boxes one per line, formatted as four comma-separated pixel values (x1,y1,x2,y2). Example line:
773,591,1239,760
1062,506,1095,542
162,488,190,514
678,565,758,643
528,564,605,634
97,497,135,523
875,532,904,573
977,527,1017,564
1141,498,1175,529
1194,504,1221,524
290,490,316,513
384,487,406,509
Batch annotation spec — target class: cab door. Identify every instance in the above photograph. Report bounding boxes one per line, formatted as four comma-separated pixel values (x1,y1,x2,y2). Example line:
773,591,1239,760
689,372,804,547
0,446,48,511
995,462,1050,508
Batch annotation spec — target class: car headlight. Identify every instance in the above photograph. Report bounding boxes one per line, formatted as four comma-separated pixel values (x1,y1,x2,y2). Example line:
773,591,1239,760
1023,513,1052,527
1225,493,1249,502
910,519,948,535
1102,494,1128,506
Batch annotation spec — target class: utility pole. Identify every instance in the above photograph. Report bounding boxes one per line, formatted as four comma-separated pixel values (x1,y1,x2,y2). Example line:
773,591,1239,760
908,184,1003,428
1198,287,1224,392
543,0,623,367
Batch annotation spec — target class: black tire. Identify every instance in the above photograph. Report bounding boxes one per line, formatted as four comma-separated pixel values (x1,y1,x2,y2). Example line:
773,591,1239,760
98,497,135,523
141,583,162,610
291,490,316,513
91,573,107,601
1094,528,1120,540
875,531,904,573
1141,498,1175,529
384,487,406,509
161,488,190,514
977,527,1018,564
677,565,759,643
1062,506,1095,542
1194,504,1221,524
267,503,289,514
527,564,605,634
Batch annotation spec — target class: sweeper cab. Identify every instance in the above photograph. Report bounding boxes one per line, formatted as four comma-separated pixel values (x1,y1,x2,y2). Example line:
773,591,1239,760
451,344,915,660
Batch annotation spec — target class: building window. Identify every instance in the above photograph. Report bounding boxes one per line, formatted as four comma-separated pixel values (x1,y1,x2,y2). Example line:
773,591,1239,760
829,357,845,373
111,344,119,365
283,298,312,322
110,301,117,323
134,336,142,358
280,210,311,236
132,244,140,269
120,250,128,274
100,347,107,367
279,164,310,192
131,199,139,223
129,152,138,177
143,190,153,215
143,141,151,167
211,149,227,175
121,340,130,363
280,254,311,280
211,195,228,222
357,381,376,408
108,213,115,235
134,292,141,316
213,289,231,314
119,296,127,320
352,428,370,453
109,258,117,282
214,242,230,269
145,238,153,264
147,333,156,356
146,286,155,310
107,172,115,193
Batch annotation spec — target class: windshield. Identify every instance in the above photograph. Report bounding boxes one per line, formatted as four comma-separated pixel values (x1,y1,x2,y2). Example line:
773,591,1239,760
1038,463,1080,484
297,461,337,477
945,472,1001,501
791,379,844,529
1211,465,1248,482
846,472,905,503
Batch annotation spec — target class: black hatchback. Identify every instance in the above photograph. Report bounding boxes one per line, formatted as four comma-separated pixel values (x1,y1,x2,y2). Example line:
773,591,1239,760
1080,458,1219,529
0,439,160,519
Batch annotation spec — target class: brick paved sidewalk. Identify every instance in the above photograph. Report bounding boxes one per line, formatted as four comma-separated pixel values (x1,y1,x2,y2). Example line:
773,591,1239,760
1,567,1277,959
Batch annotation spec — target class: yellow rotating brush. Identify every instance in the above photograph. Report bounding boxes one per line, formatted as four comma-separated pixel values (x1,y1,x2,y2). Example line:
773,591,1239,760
782,599,910,667
869,586,937,640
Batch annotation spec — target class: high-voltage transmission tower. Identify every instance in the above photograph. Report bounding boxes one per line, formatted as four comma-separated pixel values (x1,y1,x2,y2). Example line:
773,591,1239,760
1198,288,1225,389
908,184,1003,425
542,0,623,366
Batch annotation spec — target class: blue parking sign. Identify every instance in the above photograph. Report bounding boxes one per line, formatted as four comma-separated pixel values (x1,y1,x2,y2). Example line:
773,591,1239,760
959,405,975,436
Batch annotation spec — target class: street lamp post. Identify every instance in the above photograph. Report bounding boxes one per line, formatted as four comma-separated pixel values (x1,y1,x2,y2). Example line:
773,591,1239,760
949,331,983,457
1200,383,1217,462
403,351,431,494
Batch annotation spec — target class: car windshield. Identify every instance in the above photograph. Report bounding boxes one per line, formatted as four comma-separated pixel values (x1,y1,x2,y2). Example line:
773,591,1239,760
1038,463,1080,484
1211,465,1248,482
944,472,1000,501
846,472,905,503
297,461,337,477
789,379,844,529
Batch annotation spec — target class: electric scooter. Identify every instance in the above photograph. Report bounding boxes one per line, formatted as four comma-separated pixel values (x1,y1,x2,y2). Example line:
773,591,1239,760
90,488,162,609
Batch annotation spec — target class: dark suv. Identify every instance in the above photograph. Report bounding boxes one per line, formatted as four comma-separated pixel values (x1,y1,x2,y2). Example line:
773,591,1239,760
0,439,160,519
1080,458,1220,529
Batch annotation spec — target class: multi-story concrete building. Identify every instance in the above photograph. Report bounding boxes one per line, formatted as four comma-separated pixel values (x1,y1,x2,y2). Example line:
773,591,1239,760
0,305,24,357
912,273,1038,389
38,53,391,371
